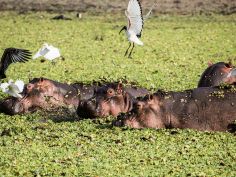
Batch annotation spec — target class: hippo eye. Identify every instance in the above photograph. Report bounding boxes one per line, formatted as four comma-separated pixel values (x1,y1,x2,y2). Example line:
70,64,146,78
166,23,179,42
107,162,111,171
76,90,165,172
27,84,33,90
136,103,143,110
107,88,115,96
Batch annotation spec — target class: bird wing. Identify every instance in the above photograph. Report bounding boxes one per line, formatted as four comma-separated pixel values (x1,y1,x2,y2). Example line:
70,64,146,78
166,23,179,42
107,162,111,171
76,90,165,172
0,82,9,92
143,2,157,21
44,46,60,60
0,48,31,75
33,45,50,59
8,83,23,98
126,0,143,36
15,80,25,92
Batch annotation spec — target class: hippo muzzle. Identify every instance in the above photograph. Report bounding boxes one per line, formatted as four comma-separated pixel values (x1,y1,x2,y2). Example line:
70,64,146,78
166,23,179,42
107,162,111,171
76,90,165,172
0,97,23,115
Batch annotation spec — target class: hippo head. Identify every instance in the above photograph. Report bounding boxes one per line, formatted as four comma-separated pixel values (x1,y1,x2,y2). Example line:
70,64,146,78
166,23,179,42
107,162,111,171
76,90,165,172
0,78,79,115
198,62,234,87
0,97,20,115
113,93,165,129
77,82,133,118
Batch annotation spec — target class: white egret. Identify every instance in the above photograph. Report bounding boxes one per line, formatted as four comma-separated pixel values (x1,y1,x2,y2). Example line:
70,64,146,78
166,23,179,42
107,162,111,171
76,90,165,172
0,48,31,80
0,80,24,98
33,43,61,61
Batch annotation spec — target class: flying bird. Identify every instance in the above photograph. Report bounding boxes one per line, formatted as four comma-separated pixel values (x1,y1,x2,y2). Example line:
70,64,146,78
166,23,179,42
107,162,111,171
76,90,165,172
120,0,144,58
33,43,61,61
0,79,24,98
120,0,157,58
0,48,31,80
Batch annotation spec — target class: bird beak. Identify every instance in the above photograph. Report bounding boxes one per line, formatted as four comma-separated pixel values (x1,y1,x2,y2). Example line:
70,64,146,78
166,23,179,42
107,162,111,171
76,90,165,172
119,26,126,34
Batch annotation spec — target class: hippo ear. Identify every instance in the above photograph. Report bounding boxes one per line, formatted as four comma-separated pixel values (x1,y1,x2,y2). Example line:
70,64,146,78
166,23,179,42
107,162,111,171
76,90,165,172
117,82,123,94
208,61,213,66
147,94,154,101
227,60,233,68
39,77,44,82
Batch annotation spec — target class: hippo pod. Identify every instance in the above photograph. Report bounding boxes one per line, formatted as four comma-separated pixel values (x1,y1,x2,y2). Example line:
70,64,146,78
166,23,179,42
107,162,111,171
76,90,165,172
0,78,97,115
77,82,150,118
113,85,236,132
0,78,149,116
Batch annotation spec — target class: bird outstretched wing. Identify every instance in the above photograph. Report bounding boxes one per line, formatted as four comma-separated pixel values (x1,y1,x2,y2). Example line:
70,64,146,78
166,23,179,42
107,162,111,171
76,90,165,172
126,0,143,37
0,48,31,77
33,43,60,61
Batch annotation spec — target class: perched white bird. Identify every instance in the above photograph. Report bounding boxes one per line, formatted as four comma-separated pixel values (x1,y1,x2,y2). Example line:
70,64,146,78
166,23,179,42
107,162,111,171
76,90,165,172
33,43,61,61
0,80,24,98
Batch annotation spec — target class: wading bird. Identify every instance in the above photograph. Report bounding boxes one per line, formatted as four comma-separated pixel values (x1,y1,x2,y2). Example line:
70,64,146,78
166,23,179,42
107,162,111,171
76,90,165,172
33,43,61,61
120,0,144,58
0,79,24,98
0,48,31,80
120,0,157,58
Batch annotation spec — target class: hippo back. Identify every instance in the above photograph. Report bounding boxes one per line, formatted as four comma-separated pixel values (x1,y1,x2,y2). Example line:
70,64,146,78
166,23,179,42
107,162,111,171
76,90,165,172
198,62,233,87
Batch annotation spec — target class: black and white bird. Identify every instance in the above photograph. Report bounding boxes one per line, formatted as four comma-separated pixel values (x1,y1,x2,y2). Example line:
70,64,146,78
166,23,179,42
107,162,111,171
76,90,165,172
120,0,144,58
120,0,157,58
0,48,32,80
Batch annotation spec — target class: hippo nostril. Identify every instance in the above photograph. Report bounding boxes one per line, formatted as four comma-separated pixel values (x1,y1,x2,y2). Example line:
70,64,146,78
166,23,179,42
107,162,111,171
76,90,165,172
112,119,124,127
79,101,85,106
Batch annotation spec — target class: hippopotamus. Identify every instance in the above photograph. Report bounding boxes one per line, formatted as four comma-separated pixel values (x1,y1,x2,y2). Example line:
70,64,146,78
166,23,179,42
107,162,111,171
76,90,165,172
77,82,150,118
198,61,236,87
113,86,236,132
0,77,97,115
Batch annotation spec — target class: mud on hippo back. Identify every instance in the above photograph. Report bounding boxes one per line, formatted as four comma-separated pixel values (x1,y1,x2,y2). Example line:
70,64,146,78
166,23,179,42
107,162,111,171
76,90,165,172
198,61,236,87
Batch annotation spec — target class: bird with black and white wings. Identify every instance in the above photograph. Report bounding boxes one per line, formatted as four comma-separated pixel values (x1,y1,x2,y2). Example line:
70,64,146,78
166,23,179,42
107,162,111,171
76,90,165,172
120,0,143,58
120,0,156,58
0,48,31,80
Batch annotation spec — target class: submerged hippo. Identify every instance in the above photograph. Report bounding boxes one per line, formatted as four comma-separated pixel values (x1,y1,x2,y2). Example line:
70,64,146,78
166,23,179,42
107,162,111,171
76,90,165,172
113,86,236,132
77,82,149,118
0,77,97,115
198,61,236,87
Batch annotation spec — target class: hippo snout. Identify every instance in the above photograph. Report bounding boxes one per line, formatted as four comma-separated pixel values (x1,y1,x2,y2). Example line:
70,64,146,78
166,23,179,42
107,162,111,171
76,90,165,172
112,119,125,127
0,98,22,115
112,113,127,127
77,100,97,118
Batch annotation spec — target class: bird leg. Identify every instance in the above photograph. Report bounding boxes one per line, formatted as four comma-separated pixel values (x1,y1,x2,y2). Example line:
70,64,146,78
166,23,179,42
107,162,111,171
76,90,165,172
124,43,131,57
128,43,135,59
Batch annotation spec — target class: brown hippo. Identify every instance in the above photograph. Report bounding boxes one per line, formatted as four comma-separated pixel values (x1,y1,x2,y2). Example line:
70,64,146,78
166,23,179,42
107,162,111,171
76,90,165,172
77,82,149,118
0,77,97,115
113,85,236,132
198,61,235,87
